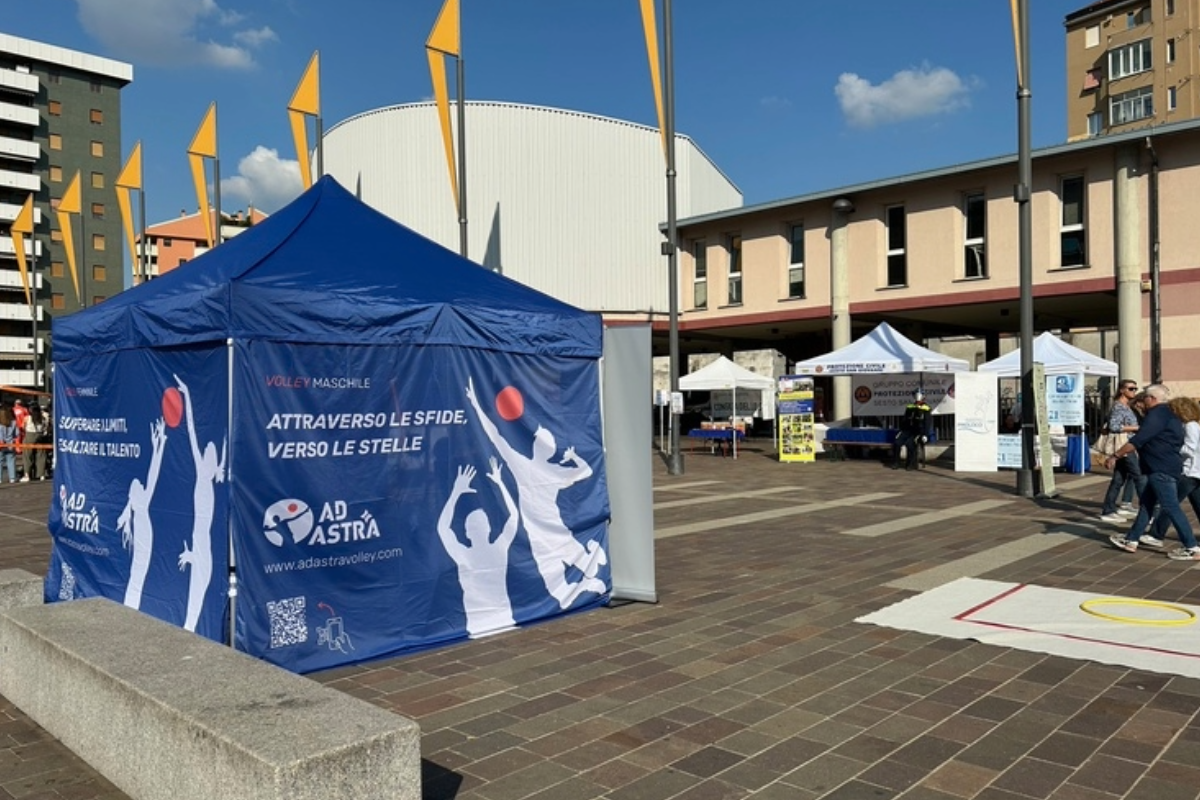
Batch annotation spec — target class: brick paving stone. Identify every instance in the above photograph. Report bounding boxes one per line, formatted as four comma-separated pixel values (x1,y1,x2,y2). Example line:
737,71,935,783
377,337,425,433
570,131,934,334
4,457,1200,799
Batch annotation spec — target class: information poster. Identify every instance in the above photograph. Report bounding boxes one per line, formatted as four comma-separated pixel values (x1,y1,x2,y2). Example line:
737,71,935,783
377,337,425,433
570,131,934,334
777,375,815,463
1045,372,1084,426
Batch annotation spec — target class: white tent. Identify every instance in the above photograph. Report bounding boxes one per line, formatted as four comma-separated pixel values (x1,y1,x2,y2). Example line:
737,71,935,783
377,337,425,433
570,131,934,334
977,332,1119,377
679,356,775,458
792,322,971,375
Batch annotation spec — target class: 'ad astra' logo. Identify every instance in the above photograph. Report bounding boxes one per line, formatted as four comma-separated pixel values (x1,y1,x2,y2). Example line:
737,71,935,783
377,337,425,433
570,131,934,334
262,498,380,547
59,485,100,535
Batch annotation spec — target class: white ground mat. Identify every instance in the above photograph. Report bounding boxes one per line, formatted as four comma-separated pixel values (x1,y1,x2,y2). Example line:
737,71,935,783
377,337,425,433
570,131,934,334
857,577,1200,679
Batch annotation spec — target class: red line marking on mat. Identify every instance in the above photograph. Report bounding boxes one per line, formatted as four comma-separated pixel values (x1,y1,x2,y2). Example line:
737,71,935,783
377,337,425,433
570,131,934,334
954,583,1027,621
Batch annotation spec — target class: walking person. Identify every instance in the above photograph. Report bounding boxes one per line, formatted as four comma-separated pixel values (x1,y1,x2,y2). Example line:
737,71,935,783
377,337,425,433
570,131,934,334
1139,396,1200,554
0,404,17,483
20,403,48,482
1106,384,1200,560
1099,379,1144,523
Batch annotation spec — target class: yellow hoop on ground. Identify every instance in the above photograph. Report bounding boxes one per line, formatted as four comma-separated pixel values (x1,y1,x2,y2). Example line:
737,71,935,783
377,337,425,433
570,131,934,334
1079,598,1196,626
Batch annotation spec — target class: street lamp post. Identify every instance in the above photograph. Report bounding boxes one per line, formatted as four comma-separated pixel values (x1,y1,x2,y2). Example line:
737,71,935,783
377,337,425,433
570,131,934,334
1015,0,1035,497
662,0,683,475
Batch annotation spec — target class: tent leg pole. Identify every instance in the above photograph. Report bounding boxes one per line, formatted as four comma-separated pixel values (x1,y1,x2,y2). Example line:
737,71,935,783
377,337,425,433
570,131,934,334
226,337,237,648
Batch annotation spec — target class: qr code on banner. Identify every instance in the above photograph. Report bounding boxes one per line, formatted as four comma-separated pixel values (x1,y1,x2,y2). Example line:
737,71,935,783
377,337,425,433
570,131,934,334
267,596,308,648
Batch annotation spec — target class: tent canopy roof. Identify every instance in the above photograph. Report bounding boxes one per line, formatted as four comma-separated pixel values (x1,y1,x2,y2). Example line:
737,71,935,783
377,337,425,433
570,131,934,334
792,322,970,375
977,331,1118,377
53,176,600,361
679,356,775,391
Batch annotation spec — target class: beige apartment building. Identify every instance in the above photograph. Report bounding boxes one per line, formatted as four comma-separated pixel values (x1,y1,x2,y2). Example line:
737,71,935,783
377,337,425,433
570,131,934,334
1066,0,1200,141
672,118,1200,417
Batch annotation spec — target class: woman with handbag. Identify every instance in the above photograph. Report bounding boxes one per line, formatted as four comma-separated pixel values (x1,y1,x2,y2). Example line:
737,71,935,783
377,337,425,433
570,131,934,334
1099,380,1144,523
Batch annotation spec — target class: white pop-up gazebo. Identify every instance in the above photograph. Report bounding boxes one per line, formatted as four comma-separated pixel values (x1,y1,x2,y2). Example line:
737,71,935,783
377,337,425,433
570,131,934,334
679,356,775,458
792,322,971,376
977,331,1119,377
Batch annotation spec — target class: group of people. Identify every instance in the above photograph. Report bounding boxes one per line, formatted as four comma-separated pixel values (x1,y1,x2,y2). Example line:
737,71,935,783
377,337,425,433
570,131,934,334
0,398,52,484
1100,380,1200,561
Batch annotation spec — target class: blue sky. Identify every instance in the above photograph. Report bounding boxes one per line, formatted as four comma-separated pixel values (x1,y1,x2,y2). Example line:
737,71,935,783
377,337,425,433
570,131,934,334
8,0,1080,224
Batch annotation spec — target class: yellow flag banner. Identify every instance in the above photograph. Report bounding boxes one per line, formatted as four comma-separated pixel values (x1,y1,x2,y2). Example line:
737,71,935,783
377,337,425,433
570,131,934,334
288,52,320,189
11,195,34,309
188,103,218,248
638,0,667,160
57,171,82,304
1009,0,1024,88
426,0,460,57
116,141,142,283
427,48,458,212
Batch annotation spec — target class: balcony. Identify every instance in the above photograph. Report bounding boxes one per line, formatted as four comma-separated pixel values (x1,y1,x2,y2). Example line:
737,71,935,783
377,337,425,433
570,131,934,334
0,334,42,356
0,201,41,224
0,135,38,161
0,99,38,127
0,300,44,321
0,271,43,291
0,369,43,388
0,68,38,96
0,237,43,259
0,168,39,192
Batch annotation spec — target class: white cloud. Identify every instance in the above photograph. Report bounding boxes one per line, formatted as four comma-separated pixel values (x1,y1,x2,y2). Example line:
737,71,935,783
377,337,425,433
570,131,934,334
220,146,304,213
75,0,275,69
835,64,976,128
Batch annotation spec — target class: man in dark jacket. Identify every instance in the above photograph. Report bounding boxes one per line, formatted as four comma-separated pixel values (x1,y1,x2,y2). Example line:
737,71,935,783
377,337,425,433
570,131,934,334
1106,383,1200,559
891,389,933,471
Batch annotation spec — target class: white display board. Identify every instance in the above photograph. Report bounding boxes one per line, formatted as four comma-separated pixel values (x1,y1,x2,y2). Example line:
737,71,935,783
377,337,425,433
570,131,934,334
953,371,998,472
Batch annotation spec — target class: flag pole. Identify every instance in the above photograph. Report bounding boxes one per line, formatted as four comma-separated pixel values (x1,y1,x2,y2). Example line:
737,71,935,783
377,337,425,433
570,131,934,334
1014,0,1035,497
456,54,468,259
663,0,683,475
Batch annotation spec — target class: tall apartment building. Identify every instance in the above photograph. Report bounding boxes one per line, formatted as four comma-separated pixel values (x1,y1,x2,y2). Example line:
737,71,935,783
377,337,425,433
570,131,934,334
1066,0,1199,141
0,33,131,389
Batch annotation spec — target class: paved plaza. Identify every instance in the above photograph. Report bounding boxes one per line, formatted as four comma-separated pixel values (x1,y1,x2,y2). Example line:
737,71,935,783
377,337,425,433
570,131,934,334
3,447,1200,800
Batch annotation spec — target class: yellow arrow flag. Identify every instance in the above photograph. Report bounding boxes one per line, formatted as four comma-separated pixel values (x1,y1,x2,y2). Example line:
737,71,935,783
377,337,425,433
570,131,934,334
1009,0,1024,88
188,102,217,247
288,52,320,189
426,0,459,57
638,0,667,161
116,141,142,284
11,195,34,309
57,171,82,304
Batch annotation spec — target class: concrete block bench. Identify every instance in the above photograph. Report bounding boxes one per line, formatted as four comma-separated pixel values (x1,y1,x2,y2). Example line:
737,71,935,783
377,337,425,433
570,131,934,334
0,568,43,611
0,598,420,800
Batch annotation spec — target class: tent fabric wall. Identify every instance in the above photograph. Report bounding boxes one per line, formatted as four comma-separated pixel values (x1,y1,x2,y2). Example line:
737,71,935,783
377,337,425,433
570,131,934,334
48,177,612,673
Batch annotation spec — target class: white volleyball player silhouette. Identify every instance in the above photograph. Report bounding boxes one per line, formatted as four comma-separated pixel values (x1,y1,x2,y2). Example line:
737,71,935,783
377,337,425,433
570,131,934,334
437,457,519,637
466,377,607,609
118,418,167,610
174,374,226,632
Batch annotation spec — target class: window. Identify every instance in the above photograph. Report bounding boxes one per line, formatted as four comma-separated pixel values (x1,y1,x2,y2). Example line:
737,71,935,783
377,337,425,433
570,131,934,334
1088,112,1104,136
162,237,173,246
92,296,106,305
92,233,106,251
726,234,742,305
48,72,61,84
49,133,62,150
51,294,65,310
787,224,805,298
89,81,101,93
90,140,103,157
49,100,61,116
1110,86,1154,125
50,261,64,278
1126,6,1150,27
92,265,106,282
1168,86,1178,111
49,165,62,183
964,193,987,279
1167,38,1176,64
1085,25,1100,48
1060,176,1086,267
91,172,104,189
1109,39,1152,79
91,202,105,218
89,108,103,124
1167,0,1176,15
50,198,60,210
50,228,62,243
886,205,907,287
692,240,707,310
